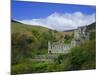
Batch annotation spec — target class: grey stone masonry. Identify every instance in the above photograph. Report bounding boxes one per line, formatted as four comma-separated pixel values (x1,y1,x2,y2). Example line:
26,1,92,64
48,25,89,54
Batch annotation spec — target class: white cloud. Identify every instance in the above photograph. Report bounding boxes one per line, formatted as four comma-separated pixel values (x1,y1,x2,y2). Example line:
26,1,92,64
18,12,96,31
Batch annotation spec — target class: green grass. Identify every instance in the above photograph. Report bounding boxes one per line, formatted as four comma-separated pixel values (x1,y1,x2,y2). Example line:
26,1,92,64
11,22,49,33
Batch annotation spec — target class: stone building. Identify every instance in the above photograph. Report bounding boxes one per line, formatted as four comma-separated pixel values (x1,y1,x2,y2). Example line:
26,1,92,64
48,41,71,53
48,25,89,54
74,26,89,46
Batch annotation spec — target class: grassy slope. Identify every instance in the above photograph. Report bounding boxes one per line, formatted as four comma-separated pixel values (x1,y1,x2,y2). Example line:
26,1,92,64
11,21,74,42
11,22,49,33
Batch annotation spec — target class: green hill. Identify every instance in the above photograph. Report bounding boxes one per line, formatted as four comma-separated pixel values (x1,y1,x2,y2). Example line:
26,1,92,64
87,22,96,31
11,21,49,33
11,20,74,42
11,20,50,33
11,20,53,54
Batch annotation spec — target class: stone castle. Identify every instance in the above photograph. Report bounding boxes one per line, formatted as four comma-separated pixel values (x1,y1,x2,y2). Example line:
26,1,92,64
48,26,89,54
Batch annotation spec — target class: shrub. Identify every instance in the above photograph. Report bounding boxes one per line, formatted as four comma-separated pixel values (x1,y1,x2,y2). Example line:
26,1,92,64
11,32,39,64
62,39,96,71
11,63,33,75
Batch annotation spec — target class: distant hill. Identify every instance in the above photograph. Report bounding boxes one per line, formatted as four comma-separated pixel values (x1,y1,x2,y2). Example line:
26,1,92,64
11,20,96,32
87,22,96,31
63,22,96,32
11,20,23,24
11,20,49,33
11,20,75,42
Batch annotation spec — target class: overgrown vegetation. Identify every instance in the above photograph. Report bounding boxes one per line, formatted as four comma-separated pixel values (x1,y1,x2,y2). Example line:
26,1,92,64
11,21,96,74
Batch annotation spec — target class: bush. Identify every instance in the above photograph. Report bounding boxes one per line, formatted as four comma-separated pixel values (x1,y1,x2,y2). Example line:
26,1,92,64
11,32,39,64
11,61,49,74
62,39,96,71
11,63,33,75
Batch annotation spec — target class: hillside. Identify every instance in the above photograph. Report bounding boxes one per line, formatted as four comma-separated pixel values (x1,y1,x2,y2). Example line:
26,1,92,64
87,22,96,31
11,20,95,41
11,20,49,33
11,20,74,42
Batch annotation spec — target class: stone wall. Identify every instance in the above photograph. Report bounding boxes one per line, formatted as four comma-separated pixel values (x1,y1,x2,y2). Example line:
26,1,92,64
48,41,75,53
48,26,89,54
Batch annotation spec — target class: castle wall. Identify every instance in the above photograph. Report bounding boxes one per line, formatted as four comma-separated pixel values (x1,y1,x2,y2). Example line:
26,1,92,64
48,26,89,54
48,41,74,53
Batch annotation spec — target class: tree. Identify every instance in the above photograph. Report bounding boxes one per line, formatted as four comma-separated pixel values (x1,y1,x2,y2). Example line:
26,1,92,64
11,32,39,64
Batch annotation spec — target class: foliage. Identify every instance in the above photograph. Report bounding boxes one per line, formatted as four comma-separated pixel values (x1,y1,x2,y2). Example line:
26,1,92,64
11,21,96,74
60,39,96,71
12,61,48,74
11,32,39,64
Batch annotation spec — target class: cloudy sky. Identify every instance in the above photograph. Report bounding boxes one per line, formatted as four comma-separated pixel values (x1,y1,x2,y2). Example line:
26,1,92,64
12,0,96,31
